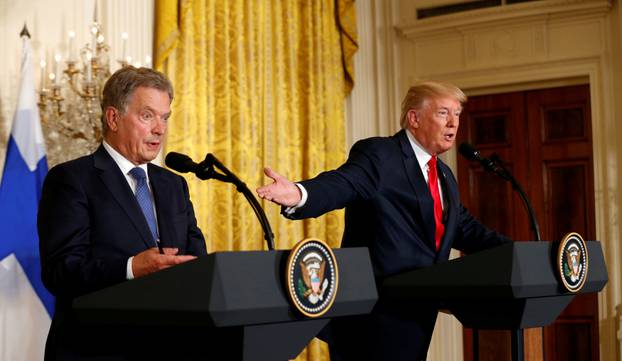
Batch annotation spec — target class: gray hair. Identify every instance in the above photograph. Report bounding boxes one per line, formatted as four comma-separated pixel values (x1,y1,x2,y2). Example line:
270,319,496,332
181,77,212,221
101,66,173,133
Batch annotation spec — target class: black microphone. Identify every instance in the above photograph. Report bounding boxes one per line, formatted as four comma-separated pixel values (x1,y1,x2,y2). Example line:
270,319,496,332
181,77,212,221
458,143,499,174
165,152,197,173
164,151,276,250
165,152,218,181
457,142,541,242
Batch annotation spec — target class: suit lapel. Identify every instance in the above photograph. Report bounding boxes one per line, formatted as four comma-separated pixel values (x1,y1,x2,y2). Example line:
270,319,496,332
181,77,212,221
93,146,155,249
397,130,436,250
148,164,175,249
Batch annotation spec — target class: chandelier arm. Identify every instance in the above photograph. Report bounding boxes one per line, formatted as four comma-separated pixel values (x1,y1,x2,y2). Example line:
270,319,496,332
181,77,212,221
66,74,91,98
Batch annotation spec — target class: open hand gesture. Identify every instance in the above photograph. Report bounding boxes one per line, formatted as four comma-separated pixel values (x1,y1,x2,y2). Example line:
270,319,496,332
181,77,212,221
256,167,301,207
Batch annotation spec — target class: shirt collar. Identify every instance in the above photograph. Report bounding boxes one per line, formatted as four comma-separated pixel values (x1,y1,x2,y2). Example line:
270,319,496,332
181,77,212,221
405,129,433,171
102,141,149,176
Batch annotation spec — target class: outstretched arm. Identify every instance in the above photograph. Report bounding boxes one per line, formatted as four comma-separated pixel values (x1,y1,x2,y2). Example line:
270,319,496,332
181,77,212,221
257,139,380,219
256,167,302,207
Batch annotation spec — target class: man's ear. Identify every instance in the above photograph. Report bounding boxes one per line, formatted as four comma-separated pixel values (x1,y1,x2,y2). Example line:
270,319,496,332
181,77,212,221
407,109,419,129
105,107,119,132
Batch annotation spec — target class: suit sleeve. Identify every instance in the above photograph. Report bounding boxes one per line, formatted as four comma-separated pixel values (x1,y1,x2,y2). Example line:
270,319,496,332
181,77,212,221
285,139,381,219
179,176,207,256
38,166,127,298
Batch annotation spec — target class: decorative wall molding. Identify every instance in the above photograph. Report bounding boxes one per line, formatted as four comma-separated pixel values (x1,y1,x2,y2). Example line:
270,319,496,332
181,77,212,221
396,0,612,38
397,7,609,81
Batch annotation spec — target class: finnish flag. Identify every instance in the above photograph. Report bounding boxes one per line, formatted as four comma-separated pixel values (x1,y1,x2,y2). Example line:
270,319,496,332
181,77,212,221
0,31,54,361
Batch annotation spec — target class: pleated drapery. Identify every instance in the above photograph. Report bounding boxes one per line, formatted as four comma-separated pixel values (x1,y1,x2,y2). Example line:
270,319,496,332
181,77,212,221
155,1,357,360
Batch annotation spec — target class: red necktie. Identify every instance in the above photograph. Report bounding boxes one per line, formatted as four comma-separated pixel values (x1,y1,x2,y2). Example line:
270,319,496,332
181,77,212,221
428,155,444,251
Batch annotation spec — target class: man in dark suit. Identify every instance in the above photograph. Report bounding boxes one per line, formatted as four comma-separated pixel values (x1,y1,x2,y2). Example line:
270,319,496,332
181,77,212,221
257,81,510,360
38,66,207,360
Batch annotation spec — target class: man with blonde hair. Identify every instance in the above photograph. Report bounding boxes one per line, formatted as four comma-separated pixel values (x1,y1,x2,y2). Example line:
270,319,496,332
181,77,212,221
257,81,510,360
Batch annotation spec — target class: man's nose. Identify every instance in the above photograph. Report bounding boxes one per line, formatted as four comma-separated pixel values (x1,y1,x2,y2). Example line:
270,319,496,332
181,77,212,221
447,113,458,127
152,118,166,135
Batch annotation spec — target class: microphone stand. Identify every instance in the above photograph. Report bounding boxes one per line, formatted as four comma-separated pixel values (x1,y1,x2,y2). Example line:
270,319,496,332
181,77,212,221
488,154,542,242
494,155,537,361
202,154,276,250
467,152,541,361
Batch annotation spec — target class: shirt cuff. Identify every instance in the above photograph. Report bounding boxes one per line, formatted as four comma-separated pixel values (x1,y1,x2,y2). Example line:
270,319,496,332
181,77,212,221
126,256,135,280
284,183,308,215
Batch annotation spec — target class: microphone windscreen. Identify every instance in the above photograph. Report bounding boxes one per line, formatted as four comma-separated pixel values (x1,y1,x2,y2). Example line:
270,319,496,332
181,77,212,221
458,142,479,161
165,152,196,173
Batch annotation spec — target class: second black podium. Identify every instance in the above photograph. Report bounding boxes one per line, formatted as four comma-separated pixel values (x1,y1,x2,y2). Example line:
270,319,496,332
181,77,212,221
382,240,608,361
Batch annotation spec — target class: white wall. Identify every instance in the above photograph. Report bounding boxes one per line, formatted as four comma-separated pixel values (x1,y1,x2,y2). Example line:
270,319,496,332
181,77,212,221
345,0,398,146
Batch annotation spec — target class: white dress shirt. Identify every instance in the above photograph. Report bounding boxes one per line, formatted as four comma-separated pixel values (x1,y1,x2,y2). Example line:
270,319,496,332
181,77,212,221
102,141,159,280
405,129,445,208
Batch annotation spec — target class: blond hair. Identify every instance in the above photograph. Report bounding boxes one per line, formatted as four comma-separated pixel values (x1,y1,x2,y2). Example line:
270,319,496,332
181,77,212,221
399,81,467,128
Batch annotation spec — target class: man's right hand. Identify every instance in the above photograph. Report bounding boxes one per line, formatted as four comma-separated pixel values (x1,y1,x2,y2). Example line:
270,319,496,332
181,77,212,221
132,247,196,278
256,167,302,207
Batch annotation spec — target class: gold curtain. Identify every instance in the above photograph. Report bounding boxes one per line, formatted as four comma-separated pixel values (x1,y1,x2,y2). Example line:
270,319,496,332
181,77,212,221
155,1,357,360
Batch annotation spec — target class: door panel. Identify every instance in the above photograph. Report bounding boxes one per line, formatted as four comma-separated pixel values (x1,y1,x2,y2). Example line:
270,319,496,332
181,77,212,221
526,85,597,361
545,161,591,238
457,84,598,361
458,90,526,361
458,91,530,242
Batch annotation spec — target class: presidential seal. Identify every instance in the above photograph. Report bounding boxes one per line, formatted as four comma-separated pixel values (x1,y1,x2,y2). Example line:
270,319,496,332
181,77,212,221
286,238,339,317
557,232,589,293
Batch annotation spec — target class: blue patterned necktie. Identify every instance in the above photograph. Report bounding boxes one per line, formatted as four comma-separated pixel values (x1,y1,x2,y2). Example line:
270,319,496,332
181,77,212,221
129,167,159,245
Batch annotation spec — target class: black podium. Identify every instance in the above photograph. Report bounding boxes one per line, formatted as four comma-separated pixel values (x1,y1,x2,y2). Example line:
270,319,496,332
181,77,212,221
382,241,608,361
73,248,378,361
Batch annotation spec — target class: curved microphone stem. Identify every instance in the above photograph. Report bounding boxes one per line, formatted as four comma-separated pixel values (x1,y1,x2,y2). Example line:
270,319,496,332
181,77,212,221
205,154,276,250
489,156,542,242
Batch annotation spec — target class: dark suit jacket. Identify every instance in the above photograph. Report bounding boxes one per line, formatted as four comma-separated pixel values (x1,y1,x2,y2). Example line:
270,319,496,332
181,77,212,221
287,129,510,360
38,145,207,361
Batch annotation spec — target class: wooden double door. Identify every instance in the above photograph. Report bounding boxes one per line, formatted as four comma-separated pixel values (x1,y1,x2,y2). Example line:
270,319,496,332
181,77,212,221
456,84,599,361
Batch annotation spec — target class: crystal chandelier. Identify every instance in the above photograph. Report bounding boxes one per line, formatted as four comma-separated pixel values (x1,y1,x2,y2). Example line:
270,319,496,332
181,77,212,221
36,0,156,169
36,13,152,167
37,19,110,167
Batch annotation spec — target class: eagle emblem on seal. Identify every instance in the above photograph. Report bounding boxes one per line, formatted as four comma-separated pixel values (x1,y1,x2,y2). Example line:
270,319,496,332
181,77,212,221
564,243,583,283
286,238,339,317
557,232,588,292
298,252,329,305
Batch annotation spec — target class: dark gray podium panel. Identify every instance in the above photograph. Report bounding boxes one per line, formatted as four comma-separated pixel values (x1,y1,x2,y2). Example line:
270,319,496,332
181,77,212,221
382,241,607,329
73,248,377,361
205,319,330,361
74,248,377,327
